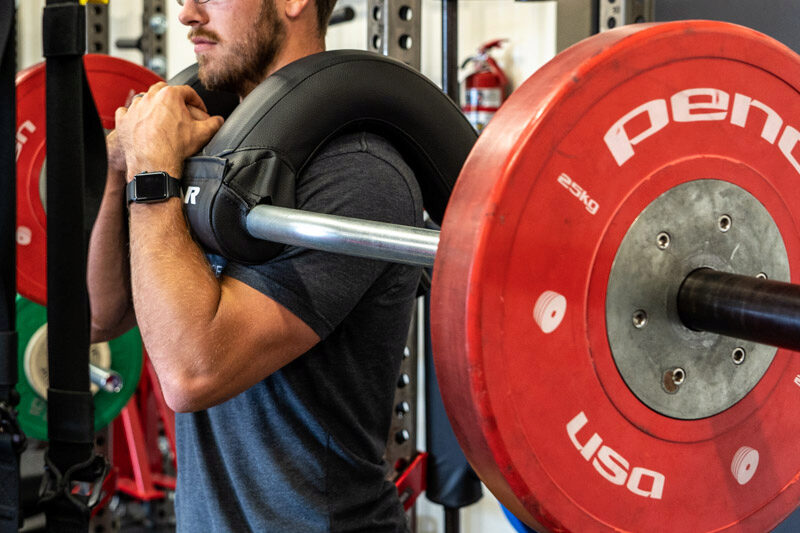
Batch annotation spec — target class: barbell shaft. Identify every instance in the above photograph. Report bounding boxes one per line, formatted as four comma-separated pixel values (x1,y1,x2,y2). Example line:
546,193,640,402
678,268,800,352
246,204,440,267
248,205,800,353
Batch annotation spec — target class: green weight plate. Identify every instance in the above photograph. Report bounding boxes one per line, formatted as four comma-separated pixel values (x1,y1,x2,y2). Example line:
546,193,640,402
15,295,143,440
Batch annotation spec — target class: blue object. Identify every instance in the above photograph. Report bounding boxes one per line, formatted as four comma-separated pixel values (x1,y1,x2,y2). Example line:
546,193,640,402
773,504,800,531
500,502,538,533
499,499,800,532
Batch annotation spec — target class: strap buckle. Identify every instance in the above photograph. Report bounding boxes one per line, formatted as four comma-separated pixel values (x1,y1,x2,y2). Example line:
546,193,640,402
40,451,110,514
0,401,27,454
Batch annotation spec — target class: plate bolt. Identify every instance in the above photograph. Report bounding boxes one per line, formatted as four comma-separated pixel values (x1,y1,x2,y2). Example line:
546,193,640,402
718,214,732,232
656,232,670,250
632,309,648,329
663,367,686,393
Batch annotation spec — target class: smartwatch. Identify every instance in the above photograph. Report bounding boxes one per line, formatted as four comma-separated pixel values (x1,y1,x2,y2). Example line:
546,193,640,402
126,171,182,205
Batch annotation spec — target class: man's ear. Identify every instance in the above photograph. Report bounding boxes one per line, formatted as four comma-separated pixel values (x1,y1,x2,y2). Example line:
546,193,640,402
283,0,311,19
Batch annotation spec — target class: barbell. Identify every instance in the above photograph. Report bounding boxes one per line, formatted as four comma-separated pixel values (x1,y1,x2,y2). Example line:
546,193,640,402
246,21,800,531
16,19,800,532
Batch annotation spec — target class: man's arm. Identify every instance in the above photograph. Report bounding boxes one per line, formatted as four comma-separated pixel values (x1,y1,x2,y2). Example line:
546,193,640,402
87,130,136,342
128,202,319,411
89,101,213,341
117,83,320,413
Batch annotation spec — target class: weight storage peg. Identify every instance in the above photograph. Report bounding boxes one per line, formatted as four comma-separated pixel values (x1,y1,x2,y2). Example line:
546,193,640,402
15,296,142,441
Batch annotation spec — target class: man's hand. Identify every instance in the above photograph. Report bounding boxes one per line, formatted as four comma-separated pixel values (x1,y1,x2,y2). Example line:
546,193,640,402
115,82,224,180
106,129,127,176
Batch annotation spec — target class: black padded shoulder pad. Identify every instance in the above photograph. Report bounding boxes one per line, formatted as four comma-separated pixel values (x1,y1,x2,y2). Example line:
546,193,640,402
168,63,240,119
178,50,477,264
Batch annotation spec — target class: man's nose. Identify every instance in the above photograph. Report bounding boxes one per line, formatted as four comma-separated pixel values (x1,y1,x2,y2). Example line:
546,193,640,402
178,0,209,27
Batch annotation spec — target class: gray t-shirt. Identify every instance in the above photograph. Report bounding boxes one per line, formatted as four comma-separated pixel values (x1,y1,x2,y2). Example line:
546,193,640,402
174,132,423,532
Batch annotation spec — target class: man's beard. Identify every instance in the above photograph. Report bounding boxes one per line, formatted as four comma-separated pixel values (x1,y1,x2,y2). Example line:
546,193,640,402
192,1,285,96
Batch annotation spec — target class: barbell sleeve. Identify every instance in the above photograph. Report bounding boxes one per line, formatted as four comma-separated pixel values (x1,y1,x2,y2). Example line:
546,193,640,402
246,205,440,268
89,364,123,394
677,268,800,352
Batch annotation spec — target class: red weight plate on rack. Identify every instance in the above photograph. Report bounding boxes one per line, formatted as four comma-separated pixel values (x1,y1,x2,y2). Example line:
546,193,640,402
432,20,800,531
16,54,162,305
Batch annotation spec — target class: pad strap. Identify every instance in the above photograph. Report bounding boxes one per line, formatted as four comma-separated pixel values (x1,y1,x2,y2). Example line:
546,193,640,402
0,0,16,343
42,0,109,529
0,2,24,531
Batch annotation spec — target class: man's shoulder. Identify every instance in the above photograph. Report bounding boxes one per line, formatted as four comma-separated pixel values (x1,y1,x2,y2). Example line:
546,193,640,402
298,131,422,226
308,131,410,175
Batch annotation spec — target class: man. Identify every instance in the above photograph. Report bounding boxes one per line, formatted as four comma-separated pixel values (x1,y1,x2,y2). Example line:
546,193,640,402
88,0,422,530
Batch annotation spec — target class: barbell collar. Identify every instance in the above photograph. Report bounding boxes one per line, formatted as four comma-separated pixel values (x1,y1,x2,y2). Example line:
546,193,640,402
246,204,439,268
678,268,800,352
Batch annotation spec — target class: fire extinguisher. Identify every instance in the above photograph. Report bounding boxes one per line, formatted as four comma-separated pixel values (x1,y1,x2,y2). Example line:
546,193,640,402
461,39,509,133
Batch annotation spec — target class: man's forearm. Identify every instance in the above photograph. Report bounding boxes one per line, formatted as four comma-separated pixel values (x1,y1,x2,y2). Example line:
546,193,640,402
87,168,135,342
110,83,303,412
128,197,224,398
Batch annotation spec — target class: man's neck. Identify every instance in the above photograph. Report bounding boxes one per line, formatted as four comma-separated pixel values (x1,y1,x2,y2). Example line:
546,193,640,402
238,39,325,100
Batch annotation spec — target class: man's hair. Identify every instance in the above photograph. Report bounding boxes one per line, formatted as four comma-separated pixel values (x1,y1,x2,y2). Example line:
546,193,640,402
315,0,338,37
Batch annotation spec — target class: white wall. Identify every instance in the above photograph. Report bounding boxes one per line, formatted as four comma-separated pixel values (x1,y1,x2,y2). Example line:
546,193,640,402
108,0,146,66
17,0,146,71
16,0,43,71
324,0,557,95
166,0,191,77
166,0,557,90
15,2,555,531
18,0,557,91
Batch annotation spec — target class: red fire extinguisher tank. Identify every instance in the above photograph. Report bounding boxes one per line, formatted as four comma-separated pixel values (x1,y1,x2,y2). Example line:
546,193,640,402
461,39,509,133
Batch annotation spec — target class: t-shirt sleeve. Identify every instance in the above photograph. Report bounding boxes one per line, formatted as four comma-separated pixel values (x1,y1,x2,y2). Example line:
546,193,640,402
222,133,423,340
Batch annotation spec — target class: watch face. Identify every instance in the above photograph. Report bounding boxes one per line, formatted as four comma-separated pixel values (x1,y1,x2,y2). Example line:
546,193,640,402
135,172,168,201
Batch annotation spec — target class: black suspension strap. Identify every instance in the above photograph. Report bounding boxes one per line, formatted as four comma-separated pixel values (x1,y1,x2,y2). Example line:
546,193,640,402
423,293,483,514
0,2,27,531
40,1,109,531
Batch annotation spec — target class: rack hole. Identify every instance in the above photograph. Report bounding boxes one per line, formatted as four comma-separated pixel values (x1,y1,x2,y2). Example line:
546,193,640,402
399,34,413,50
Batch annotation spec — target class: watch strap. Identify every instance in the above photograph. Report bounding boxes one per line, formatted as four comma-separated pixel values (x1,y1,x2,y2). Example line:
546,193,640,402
165,175,182,199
